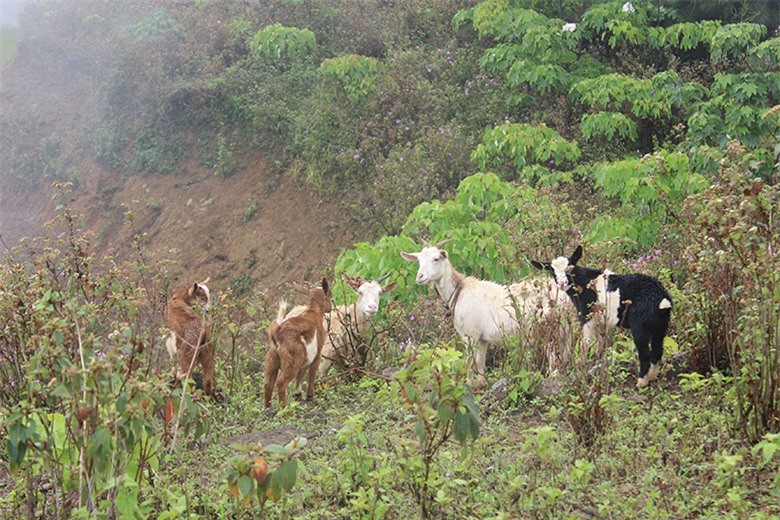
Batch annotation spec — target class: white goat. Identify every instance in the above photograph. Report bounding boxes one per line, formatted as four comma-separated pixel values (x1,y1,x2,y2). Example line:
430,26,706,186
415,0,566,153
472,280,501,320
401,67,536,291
402,240,574,389
274,274,397,376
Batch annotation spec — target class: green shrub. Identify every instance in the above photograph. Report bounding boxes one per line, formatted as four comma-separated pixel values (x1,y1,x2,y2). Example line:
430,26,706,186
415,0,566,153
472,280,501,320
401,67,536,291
320,54,381,101
674,141,779,442
249,24,317,64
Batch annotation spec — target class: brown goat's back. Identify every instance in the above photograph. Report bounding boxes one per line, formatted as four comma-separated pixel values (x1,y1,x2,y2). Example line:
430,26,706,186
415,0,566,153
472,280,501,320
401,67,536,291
264,278,331,409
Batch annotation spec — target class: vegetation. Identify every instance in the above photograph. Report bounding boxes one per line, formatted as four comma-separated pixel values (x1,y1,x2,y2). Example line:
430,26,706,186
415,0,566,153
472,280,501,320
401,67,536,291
2,0,779,517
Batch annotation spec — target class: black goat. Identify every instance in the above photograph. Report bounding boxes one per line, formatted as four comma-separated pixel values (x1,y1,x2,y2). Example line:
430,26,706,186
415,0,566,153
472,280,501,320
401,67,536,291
532,246,672,388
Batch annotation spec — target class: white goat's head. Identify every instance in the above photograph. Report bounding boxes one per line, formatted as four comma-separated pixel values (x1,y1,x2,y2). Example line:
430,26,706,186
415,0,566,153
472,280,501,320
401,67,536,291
345,274,397,318
400,239,453,285
188,277,212,310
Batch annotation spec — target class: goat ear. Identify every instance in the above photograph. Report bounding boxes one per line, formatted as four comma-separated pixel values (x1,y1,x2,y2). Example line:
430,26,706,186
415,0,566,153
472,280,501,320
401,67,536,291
439,249,448,259
400,252,419,262
570,245,583,265
530,260,546,270
321,277,330,295
382,281,397,293
189,283,199,297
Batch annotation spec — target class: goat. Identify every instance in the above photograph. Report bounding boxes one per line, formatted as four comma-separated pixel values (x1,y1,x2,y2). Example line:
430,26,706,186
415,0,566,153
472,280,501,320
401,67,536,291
276,274,397,376
401,240,574,389
264,278,332,409
532,245,673,388
165,279,214,396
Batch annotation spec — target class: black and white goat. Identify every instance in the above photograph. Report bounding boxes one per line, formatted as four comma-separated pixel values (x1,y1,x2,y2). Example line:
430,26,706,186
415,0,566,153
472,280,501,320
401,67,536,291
532,246,673,388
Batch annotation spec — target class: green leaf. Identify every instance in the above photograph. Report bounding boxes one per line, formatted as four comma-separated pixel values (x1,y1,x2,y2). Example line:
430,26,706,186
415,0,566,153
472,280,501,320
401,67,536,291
238,475,254,498
280,460,297,492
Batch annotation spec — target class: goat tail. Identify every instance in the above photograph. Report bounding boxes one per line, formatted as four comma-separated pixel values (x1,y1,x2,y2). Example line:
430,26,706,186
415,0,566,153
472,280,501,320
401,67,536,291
268,320,281,348
165,330,178,359
276,299,290,324
267,299,289,348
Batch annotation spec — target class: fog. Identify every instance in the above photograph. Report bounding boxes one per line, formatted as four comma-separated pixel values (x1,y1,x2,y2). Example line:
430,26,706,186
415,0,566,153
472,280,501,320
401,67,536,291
0,0,27,26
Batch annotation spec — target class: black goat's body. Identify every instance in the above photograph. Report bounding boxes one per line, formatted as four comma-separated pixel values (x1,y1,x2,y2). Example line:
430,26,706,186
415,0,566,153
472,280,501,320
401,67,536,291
601,273,672,379
533,246,673,387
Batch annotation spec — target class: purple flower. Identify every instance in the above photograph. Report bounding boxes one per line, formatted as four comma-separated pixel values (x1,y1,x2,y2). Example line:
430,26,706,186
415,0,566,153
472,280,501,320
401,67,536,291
353,153,360,159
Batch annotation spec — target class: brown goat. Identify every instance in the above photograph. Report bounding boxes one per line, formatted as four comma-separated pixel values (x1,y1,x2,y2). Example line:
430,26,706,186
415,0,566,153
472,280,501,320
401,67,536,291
166,280,215,396
264,278,332,409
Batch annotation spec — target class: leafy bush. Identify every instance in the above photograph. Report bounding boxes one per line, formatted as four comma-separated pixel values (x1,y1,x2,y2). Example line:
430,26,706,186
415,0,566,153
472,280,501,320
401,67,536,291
92,123,127,169
0,192,210,517
320,54,381,101
674,141,779,442
249,24,317,64
380,346,479,518
471,122,581,184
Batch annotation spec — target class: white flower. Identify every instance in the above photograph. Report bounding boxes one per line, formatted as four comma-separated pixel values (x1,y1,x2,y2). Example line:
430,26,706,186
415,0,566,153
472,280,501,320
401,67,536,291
562,23,577,32
622,2,635,13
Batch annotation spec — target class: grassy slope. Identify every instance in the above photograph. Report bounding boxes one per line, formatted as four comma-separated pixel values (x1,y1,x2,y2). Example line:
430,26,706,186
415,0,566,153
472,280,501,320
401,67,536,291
168,354,775,518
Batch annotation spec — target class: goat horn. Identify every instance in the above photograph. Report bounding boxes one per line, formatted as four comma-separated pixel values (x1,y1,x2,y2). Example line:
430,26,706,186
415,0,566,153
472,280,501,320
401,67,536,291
200,277,211,285
342,274,361,288
434,238,454,249
292,281,311,294
375,273,391,283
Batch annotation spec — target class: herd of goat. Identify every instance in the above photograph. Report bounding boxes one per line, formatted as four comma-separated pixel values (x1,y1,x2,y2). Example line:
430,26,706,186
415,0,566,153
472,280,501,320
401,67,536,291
165,242,673,409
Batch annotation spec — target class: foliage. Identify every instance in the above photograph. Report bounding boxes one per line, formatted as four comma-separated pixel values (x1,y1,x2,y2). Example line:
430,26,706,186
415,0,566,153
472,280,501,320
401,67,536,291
586,149,708,247
380,346,479,518
320,54,381,102
674,141,779,443
0,192,208,518
92,123,127,169
249,23,317,64
225,437,305,510
0,25,19,65
133,126,186,174
471,123,581,184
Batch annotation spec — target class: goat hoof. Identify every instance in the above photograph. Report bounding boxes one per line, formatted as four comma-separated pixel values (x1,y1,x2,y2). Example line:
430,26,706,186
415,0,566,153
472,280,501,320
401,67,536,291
636,376,649,389
647,363,660,381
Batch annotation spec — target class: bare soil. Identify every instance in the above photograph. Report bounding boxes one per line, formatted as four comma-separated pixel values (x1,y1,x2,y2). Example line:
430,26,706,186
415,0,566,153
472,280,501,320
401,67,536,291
2,155,363,304
1,48,364,305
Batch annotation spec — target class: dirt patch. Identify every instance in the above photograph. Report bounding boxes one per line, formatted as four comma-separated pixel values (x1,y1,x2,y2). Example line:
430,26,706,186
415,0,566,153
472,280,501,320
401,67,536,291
221,426,318,447
2,151,364,306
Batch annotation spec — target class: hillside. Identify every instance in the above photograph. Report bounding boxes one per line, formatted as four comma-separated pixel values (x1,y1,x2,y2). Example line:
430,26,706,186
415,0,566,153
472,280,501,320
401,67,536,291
0,21,364,300
1,1,779,518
